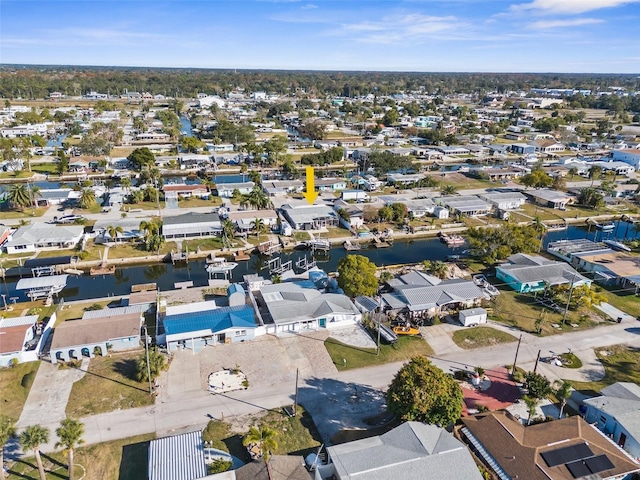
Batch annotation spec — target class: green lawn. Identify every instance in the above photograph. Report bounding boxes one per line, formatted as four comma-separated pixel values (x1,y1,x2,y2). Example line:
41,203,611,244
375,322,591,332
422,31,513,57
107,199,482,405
65,350,155,417
7,433,155,480
122,201,166,211
0,171,35,179
451,326,517,349
597,287,640,318
55,300,113,325
177,196,223,208
31,163,58,174
325,334,434,371
85,240,176,260
572,345,640,393
0,361,40,422
0,207,47,219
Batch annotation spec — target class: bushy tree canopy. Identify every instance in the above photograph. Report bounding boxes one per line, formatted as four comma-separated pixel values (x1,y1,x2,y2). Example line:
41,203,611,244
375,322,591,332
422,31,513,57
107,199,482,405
127,147,156,171
467,224,541,265
387,356,463,426
337,254,378,297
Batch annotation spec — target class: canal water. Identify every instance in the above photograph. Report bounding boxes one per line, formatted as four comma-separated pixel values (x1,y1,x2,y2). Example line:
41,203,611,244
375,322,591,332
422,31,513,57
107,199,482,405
4,224,637,302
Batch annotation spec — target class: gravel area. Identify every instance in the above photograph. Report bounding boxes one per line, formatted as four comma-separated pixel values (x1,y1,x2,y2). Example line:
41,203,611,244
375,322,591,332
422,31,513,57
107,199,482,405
328,324,377,349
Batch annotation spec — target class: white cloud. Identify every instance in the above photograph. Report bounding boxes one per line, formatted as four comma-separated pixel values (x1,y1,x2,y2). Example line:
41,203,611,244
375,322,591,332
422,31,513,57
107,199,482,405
529,17,604,28
301,3,318,9
511,0,640,14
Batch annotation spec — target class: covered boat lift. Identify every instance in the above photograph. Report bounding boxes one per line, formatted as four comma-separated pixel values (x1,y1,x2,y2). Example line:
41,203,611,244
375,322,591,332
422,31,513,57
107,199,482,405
16,274,69,301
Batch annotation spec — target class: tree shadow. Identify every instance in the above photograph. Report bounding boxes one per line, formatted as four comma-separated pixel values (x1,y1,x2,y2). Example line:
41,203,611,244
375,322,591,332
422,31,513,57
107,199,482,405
118,440,149,480
41,452,66,468
112,358,142,383
222,434,248,463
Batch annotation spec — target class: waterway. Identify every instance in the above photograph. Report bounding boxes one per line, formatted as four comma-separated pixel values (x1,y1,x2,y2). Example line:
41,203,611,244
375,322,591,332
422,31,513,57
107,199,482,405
4,224,637,303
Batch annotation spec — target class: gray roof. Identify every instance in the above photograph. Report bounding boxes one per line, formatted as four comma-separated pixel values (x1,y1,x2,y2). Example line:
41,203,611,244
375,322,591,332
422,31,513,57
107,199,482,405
16,275,69,290
162,212,221,237
81,304,147,320
281,204,336,227
396,271,442,287
148,430,207,480
478,191,526,203
584,383,640,443
525,188,572,202
497,254,589,286
216,182,255,191
162,212,220,226
384,279,484,312
327,421,483,480
260,282,359,324
434,195,491,213
6,223,83,248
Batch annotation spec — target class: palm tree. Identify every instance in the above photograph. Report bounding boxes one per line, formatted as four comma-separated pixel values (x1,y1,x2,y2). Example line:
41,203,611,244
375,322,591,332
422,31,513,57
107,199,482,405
531,216,547,252
336,208,351,225
440,184,458,196
253,218,266,241
431,260,448,279
554,380,573,419
55,418,85,480
120,177,132,192
523,395,539,425
146,233,164,254
139,219,160,242
568,166,578,180
242,426,278,461
588,165,602,186
78,188,96,209
20,424,50,480
248,170,262,185
0,415,16,476
106,225,124,243
7,183,32,210
221,219,236,247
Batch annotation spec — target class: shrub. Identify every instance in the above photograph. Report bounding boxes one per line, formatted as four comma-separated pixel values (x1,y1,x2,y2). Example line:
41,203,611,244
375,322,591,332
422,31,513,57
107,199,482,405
209,459,232,474
84,303,104,311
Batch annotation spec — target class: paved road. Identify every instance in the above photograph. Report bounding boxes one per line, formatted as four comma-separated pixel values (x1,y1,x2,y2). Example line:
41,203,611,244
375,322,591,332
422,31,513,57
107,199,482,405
21,317,640,453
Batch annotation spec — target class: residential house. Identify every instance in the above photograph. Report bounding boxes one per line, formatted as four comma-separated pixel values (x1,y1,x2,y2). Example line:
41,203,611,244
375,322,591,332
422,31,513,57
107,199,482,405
160,301,258,352
434,145,471,155
148,431,208,480
3,223,84,254
525,188,574,209
592,159,636,176
496,253,590,293
280,204,338,230
386,173,425,185
163,184,210,199
403,198,436,218
50,312,142,364
462,411,640,480
613,148,640,170
510,143,537,155
0,315,39,367
38,189,72,207
228,209,279,235
315,177,347,192
94,218,146,243
333,200,364,230
261,179,304,196
162,212,222,240
216,182,255,198
317,421,483,480
584,382,640,459
232,456,310,480
252,281,361,334
478,191,527,210
361,175,383,191
433,195,492,217
529,139,565,154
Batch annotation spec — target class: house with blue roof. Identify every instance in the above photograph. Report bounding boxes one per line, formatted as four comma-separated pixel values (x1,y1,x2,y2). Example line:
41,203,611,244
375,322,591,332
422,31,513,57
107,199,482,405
160,300,258,352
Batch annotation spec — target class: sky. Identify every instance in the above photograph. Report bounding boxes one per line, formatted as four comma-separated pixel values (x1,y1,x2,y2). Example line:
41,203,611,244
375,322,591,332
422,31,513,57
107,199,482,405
1,0,639,73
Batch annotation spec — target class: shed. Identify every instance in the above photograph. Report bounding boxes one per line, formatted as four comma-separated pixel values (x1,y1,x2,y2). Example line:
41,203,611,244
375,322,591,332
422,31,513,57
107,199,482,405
459,308,487,327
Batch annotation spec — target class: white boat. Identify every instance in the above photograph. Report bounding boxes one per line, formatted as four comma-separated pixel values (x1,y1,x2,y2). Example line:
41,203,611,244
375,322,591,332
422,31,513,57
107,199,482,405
206,258,238,274
603,240,632,252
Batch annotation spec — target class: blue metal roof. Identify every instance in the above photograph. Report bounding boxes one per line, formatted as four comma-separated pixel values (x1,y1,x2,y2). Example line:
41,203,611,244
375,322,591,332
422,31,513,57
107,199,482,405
227,283,245,296
163,304,256,336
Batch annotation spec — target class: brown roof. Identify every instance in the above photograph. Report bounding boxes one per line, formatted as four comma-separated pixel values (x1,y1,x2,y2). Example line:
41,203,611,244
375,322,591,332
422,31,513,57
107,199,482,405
51,313,141,349
163,184,209,192
234,456,311,480
0,324,32,354
462,411,640,480
228,209,278,221
128,290,157,306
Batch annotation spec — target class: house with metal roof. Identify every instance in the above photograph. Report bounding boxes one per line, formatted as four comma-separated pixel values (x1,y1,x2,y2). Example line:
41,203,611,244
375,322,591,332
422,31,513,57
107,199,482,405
433,195,492,217
253,281,361,333
318,421,483,480
478,191,527,210
496,253,591,293
216,182,255,198
524,188,574,209
261,179,304,196
3,223,84,254
382,278,485,319
161,301,257,352
0,315,39,367
162,212,221,240
148,430,208,480
462,411,640,480
50,312,142,364
584,382,640,459
280,204,338,230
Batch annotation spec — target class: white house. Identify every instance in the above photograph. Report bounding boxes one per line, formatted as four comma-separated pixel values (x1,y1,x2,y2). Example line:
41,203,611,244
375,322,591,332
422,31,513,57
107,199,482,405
216,182,255,198
0,316,38,367
3,224,84,254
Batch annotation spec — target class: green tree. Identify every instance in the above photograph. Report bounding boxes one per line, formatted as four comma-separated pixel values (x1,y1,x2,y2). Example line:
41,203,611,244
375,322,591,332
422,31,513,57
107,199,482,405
180,136,205,153
146,234,164,254
467,224,541,265
520,170,553,189
7,183,34,210
523,371,552,399
221,218,236,247
377,206,393,222
588,165,603,186
242,426,278,461
337,255,378,297
387,356,463,426
55,418,85,480
263,135,287,165
253,218,266,241
20,424,50,480
106,225,124,243
56,149,69,175
523,395,540,425
336,207,351,224
429,260,448,280
554,380,573,419
0,415,16,476
578,187,604,209
78,188,96,209
440,184,458,196
248,170,262,185
390,202,408,223
136,346,168,383
127,147,156,171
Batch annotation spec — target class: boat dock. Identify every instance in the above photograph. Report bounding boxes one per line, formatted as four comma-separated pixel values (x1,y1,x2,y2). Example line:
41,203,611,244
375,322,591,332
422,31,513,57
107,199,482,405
343,240,361,251
170,249,189,264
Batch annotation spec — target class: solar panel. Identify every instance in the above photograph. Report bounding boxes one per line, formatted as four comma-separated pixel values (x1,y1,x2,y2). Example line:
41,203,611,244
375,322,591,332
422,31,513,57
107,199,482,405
585,454,615,474
566,460,591,478
541,443,594,467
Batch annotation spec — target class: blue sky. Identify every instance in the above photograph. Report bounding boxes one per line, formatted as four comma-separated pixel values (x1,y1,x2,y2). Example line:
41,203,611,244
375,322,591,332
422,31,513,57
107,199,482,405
1,0,639,73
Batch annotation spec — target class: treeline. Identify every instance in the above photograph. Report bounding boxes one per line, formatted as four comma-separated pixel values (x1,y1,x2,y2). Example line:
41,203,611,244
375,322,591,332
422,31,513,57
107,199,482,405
1,65,639,100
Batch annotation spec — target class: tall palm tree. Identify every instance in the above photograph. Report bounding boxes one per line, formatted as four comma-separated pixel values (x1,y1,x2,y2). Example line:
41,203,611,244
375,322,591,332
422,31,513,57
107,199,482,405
20,424,50,480
242,426,278,461
253,218,266,241
221,218,236,247
336,208,351,225
440,184,458,196
55,418,85,480
139,219,160,242
523,395,539,426
0,415,16,476
106,225,124,243
248,170,262,185
431,260,448,279
78,188,96,209
554,380,573,419
146,233,164,254
7,183,32,210
120,177,132,192
531,216,547,252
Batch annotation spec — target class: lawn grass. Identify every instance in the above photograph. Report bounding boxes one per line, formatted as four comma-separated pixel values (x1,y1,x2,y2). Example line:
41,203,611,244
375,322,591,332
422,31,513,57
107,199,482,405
0,207,47,219
177,196,223,208
558,352,583,369
87,240,176,259
31,163,58,174
7,433,155,480
0,361,40,422
55,300,112,325
572,345,640,393
0,171,35,179
122,201,166,211
325,334,434,371
65,350,154,417
451,326,518,349
597,286,640,318
324,227,351,239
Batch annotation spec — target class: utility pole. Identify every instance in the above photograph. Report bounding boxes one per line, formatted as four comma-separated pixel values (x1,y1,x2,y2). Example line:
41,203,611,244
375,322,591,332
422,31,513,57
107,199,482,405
511,334,523,377
562,271,579,325
293,368,299,417
144,325,152,394
533,349,541,373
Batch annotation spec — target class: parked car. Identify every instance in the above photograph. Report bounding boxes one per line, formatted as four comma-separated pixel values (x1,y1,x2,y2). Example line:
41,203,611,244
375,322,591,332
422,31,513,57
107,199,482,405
54,215,84,224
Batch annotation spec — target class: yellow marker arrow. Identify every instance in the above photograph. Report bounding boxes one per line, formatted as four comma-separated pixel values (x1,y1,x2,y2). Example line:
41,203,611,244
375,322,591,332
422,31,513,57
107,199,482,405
303,166,319,204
